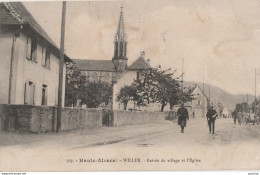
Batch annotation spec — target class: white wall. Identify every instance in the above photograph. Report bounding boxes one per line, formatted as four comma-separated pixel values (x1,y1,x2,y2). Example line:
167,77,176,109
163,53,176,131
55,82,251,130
113,71,137,110
188,87,208,117
0,29,13,104
0,30,66,107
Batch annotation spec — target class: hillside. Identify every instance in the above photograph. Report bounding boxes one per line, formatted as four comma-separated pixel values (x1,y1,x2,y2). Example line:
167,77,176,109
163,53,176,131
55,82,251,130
184,81,255,111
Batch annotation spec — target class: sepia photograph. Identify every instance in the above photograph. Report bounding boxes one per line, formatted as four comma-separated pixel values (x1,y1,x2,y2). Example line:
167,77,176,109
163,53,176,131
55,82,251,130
0,0,260,172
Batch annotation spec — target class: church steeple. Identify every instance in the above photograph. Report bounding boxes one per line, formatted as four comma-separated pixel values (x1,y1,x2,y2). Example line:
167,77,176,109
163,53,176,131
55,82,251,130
112,6,128,72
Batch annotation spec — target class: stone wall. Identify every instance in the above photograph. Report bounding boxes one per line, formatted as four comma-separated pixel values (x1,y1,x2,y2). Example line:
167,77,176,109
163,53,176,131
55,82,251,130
0,105,102,133
0,104,33,131
105,110,176,127
0,105,175,133
60,108,102,131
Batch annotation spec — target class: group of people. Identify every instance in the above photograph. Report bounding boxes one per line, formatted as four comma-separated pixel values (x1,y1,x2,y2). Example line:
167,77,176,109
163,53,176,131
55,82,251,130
232,110,259,125
177,102,218,134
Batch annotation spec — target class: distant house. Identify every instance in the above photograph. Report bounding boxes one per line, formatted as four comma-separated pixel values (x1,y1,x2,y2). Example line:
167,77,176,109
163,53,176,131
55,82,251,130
184,85,221,118
0,2,71,106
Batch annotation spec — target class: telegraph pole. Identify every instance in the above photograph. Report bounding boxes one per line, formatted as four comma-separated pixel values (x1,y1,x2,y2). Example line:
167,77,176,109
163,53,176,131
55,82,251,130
182,58,184,91
209,85,211,102
57,1,66,133
181,58,184,103
255,68,257,114
203,74,205,117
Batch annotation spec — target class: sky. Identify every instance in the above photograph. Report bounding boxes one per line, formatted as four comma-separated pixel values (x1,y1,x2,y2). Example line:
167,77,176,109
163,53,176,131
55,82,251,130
22,0,260,96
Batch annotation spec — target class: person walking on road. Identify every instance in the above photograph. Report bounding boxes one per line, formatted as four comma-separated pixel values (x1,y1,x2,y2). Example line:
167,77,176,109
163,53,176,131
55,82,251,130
232,110,238,124
177,102,189,133
206,105,218,134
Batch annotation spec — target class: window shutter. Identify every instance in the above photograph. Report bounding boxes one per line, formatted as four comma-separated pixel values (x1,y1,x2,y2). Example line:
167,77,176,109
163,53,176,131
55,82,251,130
46,50,50,69
44,86,48,105
55,87,58,106
24,81,31,104
32,83,35,105
42,47,46,66
26,37,31,60
47,55,50,69
34,43,38,62
24,82,27,104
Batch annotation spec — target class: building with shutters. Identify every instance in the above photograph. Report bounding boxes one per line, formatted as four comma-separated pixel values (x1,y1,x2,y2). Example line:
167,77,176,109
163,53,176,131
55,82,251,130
0,2,71,107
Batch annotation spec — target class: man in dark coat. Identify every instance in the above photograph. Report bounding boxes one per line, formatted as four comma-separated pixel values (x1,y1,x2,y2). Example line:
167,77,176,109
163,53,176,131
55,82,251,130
206,105,218,134
232,110,238,124
177,102,189,133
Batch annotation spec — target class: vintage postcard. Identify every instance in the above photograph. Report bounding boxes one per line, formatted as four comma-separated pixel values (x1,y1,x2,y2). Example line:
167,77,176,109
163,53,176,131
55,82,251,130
0,0,260,172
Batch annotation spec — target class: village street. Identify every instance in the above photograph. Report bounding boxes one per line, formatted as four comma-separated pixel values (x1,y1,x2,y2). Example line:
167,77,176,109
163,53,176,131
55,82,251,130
0,117,260,171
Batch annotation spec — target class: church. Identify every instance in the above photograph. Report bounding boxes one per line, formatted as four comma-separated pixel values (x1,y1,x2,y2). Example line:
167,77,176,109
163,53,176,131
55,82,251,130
73,8,154,110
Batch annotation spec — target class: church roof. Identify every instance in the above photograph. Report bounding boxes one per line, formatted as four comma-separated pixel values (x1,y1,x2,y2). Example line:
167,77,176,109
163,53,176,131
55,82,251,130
128,52,152,71
0,2,71,62
73,59,115,72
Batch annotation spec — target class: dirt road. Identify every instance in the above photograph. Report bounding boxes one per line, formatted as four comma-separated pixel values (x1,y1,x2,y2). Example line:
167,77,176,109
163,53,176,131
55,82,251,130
0,118,259,171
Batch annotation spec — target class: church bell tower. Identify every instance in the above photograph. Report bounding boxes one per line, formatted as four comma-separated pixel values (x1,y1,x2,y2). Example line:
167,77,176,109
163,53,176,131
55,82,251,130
112,7,128,72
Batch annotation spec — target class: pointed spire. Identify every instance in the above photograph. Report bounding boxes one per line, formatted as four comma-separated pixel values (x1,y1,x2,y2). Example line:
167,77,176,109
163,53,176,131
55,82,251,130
112,6,128,72
115,6,126,41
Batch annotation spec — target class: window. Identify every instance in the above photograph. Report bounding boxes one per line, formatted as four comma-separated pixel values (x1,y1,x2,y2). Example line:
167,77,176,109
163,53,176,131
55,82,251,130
120,41,124,57
26,37,31,60
45,49,50,69
24,81,35,105
41,84,48,106
91,72,98,82
103,73,110,83
31,39,37,62
41,47,46,66
42,47,50,69
26,37,37,62
136,72,140,80
136,71,143,82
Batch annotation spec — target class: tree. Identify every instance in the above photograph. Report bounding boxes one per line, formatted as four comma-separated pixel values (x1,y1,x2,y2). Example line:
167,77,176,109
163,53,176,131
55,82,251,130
169,87,196,109
80,80,112,108
234,102,250,113
117,85,139,110
134,66,195,112
251,99,260,113
65,62,86,107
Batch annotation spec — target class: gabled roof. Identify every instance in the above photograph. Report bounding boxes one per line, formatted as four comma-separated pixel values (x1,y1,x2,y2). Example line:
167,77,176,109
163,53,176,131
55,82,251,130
188,85,197,93
193,85,221,109
1,2,56,47
0,2,71,62
194,85,209,101
127,53,152,71
73,59,115,72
